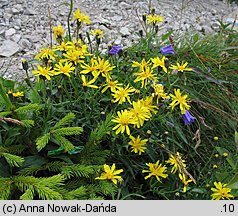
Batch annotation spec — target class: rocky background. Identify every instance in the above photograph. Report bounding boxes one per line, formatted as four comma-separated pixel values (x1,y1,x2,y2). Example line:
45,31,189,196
0,0,237,81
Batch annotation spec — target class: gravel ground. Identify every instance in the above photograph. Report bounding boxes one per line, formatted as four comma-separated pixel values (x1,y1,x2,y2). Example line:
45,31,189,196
0,0,237,81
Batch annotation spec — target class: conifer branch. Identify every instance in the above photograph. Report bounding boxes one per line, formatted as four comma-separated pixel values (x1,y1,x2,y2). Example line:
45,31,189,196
53,112,76,129
36,133,51,151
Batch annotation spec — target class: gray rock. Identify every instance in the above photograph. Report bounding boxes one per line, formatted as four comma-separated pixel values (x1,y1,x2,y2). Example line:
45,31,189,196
5,28,16,38
24,8,36,15
11,8,20,15
0,40,20,57
120,27,130,36
114,38,122,45
11,34,21,43
0,0,8,7
19,38,31,49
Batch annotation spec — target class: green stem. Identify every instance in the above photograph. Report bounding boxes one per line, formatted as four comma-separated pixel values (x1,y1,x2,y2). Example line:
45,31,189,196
67,0,73,41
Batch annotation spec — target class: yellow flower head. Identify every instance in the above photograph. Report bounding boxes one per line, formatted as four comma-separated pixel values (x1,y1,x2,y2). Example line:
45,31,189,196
32,65,55,80
81,75,98,89
132,59,151,72
211,182,234,200
130,100,151,128
73,8,91,26
151,56,168,73
91,29,104,38
54,62,75,77
166,152,186,174
179,173,193,192
141,96,158,115
129,135,148,155
152,83,169,104
53,25,65,40
213,136,219,141
142,160,168,182
112,109,137,135
169,88,191,114
35,47,55,61
223,153,228,157
8,90,24,97
95,164,123,185
169,62,192,73
101,78,122,93
53,41,72,52
63,50,84,65
134,66,158,88
96,57,115,80
112,85,135,104
147,14,164,25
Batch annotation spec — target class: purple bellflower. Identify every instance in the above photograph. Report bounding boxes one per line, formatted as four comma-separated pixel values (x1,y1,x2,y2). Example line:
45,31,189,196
182,110,195,126
109,45,122,56
160,44,175,55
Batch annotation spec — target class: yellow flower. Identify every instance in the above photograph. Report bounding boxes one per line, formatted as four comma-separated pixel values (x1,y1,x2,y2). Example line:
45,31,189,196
169,62,192,73
211,182,234,200
112,109,137,135
91,29,104,38
130,100,151,128
151,56,168,73
80,58,99,77
54,62,75,77
129,135,148,155
63,50,84,65
179,173,193,192
169,88,191,114
213,164,218,169
53,25,65,40
95,164,123,185
147,14,164,25
35,47,55,61
112,85,135,104
53,41,72,52
141,96,158,115
134,66,158,88
81,75,98,88
73,8,91,25
142,160,168,182
101,78,122,93
223,153,228,157
166,152,186,174
213,136,219,140
32,65,55,80
8,90,24,97
132,59,151,72
96,57,115,80
214,154,219,158
152,83,169,104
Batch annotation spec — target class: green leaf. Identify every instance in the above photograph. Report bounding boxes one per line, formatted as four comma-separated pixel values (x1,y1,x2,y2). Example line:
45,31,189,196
161,30,173,42
0,177,12,199
20,189,34,200
235,130,238,151
193,34,200,44
21,120,34,128
53,134,75,151
22,156,48,169
36,133,51,151
2,153,24,167
64,186,87,200
53,112,76,129
0,82,13,110
15,104,42,115
53,127,83,136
